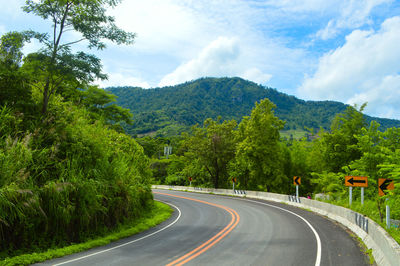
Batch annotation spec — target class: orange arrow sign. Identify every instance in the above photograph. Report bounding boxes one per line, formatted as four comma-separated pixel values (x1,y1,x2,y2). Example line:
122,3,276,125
378,178,394,196
345,176,368,187
293,176,301,186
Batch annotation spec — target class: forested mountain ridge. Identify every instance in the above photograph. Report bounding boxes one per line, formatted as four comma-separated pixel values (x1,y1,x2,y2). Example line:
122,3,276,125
107,77,400,136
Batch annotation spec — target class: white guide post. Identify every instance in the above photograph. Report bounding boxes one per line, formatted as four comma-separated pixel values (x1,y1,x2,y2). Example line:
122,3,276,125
349,187,353,206
386,203,390,229
361,187,364,205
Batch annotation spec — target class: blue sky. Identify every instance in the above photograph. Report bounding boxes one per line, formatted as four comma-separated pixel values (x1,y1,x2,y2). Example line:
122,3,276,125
1,0,400,119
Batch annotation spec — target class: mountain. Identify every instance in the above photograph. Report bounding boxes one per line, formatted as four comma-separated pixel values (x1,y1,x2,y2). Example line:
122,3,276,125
107,77,400,136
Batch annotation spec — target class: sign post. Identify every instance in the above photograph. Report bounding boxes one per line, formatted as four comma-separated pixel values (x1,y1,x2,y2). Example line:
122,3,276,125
386,203,390,229
378,178,394,228
164,146,172,159
189,177,192,187
293,176,301,200
361,187,364,205
345,176,368,206
232,178,237,192
349,186,353,206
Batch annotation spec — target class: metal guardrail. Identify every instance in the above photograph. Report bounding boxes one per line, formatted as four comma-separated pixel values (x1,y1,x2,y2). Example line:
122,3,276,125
288,195,301,203
355,213,368,233
390,219,400,229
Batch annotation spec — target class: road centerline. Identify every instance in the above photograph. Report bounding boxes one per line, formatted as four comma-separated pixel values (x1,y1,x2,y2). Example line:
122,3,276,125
154,192,240,266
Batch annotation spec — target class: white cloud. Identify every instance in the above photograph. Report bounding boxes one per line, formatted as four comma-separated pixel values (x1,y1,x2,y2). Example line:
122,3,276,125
265,0,336,13
241,68,272,85
315,0,392,40
0,25,6,35
108,0,208,58
347,75,400,118
158,37,240,87
98,73,151,89
158,36,274,87
298,16,400,119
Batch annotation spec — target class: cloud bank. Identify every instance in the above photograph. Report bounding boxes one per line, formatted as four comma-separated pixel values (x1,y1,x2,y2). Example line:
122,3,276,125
298,16,400,119
158,37,272,87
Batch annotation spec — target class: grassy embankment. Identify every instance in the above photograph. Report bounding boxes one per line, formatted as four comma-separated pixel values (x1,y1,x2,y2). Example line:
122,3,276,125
1,201,172,266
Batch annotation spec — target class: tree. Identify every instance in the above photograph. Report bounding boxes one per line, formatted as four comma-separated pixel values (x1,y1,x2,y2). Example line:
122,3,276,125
231,99,287,192
0,31,43,111
323,104,367,172
22,0,135,114
183,118,237,188
80,85,132,126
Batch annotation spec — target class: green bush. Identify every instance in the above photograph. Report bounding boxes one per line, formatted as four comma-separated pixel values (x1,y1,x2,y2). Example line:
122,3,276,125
0,103,152,258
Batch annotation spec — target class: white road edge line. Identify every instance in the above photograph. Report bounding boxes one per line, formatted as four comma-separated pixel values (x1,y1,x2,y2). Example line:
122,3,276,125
53,200,181,266
240,198,322,266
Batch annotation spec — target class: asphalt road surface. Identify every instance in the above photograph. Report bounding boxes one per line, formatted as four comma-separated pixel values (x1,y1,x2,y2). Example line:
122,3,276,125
37,189,370,266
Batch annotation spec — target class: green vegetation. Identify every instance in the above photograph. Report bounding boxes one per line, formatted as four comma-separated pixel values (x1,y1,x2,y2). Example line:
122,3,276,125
1,201,172,266
141,103,400,244
0,0,166,261
107,77,400,137
2,2,399,262
280,129,308,140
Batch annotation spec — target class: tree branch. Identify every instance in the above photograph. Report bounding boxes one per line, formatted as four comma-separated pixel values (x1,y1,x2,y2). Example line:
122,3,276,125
60,38,86,48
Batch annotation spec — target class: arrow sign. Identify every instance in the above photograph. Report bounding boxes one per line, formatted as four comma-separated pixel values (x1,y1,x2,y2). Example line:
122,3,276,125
378,178,394,196
345,176,368,187
293,176,301,186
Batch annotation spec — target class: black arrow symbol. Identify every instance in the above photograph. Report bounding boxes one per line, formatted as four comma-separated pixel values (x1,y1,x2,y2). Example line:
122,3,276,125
294,176,300,185
379,179,393,192
348,177,366,185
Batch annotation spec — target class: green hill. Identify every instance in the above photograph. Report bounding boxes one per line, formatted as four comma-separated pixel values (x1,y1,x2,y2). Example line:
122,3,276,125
107,77,400,136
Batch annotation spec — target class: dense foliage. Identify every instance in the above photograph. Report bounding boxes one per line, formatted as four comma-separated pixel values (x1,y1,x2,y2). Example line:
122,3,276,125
142,103,399,243
107,77,400,136
0,104,152,256
0,0,153,259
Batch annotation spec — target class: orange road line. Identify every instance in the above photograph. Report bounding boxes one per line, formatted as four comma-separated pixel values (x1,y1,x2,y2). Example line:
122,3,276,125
175,208,240,266
154,192,240,266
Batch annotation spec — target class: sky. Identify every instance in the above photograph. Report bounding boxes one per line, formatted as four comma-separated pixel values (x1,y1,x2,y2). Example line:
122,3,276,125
1,0,400,119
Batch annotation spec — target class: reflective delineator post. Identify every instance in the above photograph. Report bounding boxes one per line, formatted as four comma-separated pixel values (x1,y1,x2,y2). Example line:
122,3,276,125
386,203,390,229
349,187,353,206
361,187,364,205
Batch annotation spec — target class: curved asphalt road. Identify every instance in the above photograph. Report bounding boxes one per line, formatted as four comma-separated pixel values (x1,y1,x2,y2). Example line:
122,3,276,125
37,189,370,266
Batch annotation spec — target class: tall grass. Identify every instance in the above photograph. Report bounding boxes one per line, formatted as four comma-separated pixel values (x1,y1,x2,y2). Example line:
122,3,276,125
0,103,153,258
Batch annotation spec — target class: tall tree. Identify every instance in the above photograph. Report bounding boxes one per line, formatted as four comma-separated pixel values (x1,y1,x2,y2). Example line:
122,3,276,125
183,118,237,188
231,99,287,192
323,104,367,172
0,31,42,111
80,85,132,126
22,0,135,114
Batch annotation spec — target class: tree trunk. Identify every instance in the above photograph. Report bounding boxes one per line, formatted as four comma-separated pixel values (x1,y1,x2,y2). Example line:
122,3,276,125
214,171,219,189
41,79,50,114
